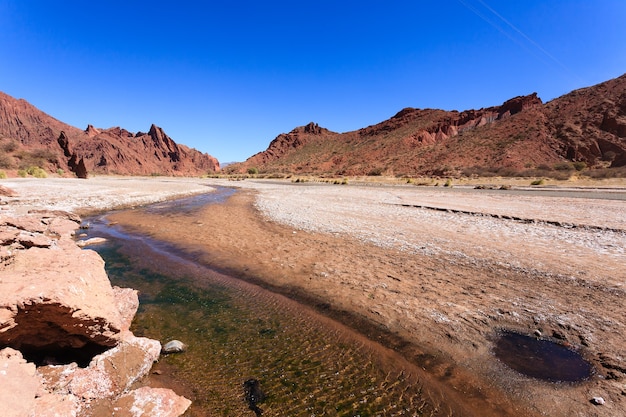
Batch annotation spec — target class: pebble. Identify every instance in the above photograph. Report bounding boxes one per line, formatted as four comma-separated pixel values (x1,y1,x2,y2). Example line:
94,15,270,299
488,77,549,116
591,396,605,405
162,340,187,354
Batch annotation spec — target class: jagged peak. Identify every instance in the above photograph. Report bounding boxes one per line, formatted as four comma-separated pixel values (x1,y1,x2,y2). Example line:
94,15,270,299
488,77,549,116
85,124,101,137
289,122,331,135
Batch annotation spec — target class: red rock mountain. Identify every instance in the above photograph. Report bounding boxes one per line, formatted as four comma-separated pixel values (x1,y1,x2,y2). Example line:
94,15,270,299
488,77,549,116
0,92,220,177
230,73,626,177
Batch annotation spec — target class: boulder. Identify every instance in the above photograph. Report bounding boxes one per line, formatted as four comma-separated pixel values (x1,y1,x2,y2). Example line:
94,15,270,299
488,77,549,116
93,387,192,417
0,211,191,416
0,348,39,417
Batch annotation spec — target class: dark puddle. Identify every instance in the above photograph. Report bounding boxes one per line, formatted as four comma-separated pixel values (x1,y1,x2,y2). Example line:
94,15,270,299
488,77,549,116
494,331,592,382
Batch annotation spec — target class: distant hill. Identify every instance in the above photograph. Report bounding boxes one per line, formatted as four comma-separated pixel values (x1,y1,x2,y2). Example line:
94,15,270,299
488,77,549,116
0,92,220,177
228,73,626,177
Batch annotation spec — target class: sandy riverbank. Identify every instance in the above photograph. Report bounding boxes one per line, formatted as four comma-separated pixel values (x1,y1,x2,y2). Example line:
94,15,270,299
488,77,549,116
2,177,625,416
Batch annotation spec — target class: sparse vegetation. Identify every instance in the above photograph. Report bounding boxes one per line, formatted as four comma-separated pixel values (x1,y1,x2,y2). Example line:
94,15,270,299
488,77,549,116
247,167,259,175
553,162,573,171
26,166,47,178
16,149,58,170
1,140,18,153
17,169,27,177
530,179,545,186
0,153,14,169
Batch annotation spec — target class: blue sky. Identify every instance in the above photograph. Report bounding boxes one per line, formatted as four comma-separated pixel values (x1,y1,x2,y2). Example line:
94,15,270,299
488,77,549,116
1,1,625,163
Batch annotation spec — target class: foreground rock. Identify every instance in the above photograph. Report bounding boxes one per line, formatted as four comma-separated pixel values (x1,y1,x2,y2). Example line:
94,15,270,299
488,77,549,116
0,210,191,416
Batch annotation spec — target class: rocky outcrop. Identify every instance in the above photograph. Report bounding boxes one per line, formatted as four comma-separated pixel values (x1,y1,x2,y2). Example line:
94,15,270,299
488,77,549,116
242,122,336,168
229,74,626,176
58,131,88,178
0,209,191,416
0,91,220,177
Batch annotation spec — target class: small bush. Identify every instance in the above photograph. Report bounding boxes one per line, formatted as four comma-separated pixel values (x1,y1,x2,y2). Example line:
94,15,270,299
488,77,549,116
0,170,6,179
530,179,545,185
1,140,18,153
367,167,384,176
0,153,14,169
554,162,573,171
247,167,259,175
572,161,587,171
17,169,27,177
56,168,65,176
443,178,453,187
27,166,47,178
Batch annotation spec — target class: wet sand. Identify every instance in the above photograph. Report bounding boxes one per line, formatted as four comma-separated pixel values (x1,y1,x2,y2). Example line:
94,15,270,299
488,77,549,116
108,180,626,417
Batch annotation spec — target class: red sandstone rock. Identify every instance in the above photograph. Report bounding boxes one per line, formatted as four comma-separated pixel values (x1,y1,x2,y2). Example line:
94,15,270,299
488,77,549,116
67,335,161,400
229,73,626,176
0,211,191,416
0,185,17,197
105,387,192,417
0,348,39,417
0,91,220,177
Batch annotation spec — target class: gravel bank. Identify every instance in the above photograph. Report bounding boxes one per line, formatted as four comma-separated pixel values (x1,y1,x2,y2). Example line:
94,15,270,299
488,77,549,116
0,177,215,215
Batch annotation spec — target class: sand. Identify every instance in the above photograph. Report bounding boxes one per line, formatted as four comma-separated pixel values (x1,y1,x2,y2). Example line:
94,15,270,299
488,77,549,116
2,176,625,416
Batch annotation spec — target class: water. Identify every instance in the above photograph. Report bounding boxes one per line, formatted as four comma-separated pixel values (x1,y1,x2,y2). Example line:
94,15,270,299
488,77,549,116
81,193,442,416
493,331,592,383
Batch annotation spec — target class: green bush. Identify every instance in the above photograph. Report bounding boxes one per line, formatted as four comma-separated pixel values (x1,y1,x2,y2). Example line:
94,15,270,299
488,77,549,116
0,170,6,179
572,161,587,171
530,179,545,185
26,166,47,178
554,162,573,171
247,167,259,175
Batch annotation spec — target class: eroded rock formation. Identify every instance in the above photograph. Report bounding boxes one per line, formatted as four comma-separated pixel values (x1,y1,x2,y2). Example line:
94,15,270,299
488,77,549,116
0,91,220,177
57,131,88,178
230,74,626,176
0,210,191,416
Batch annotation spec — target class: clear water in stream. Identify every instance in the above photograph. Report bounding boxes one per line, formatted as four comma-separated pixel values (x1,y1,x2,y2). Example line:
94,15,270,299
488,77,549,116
82,191,440,416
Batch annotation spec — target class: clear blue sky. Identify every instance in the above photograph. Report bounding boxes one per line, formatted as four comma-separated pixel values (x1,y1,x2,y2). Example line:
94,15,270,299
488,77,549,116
1,1,625,163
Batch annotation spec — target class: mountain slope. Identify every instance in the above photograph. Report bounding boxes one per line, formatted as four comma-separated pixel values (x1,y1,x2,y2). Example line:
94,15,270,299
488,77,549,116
0,92,220,177
229,74,626,177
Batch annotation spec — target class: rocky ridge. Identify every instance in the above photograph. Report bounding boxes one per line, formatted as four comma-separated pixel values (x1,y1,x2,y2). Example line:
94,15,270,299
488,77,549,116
0,91,220,177
230,73,626,176
0,202,191,416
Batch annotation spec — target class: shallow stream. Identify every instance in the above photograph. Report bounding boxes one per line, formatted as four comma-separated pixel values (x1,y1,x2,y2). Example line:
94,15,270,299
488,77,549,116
82,190,442,416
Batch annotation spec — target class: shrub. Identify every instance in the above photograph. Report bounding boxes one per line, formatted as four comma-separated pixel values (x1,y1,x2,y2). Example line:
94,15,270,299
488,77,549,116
0,170,6,179
530,179,545,185
17,169,27,177
27,166,47,178
367,167,384,176
554,162,573,171
247,167,259,175
1,140,18,153
56,168,65,176
0,153,14,169
443,178,453,187
572,161,587,171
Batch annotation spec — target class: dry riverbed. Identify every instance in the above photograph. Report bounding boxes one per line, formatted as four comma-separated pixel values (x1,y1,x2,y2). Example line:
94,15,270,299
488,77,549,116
2,176,625,416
